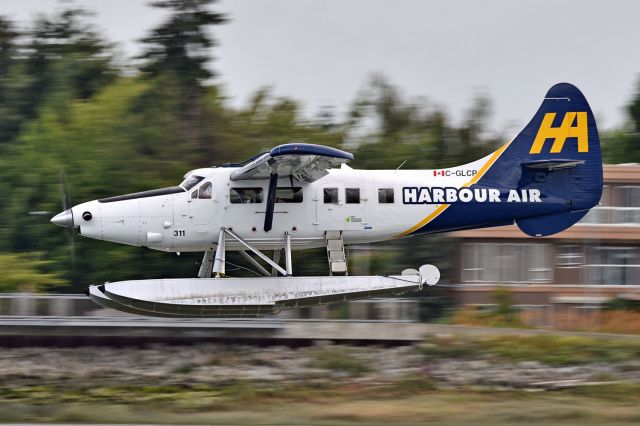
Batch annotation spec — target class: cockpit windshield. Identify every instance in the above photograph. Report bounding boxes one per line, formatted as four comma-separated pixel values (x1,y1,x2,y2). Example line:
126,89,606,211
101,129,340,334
180,175,204,190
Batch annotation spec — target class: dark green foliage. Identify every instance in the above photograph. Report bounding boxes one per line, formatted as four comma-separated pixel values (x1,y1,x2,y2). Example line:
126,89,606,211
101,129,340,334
604,297,640,312
347,75,501,171
136,1,228,169
603,78,640,163
422,334,640,366
138,0,227,85
0,16,22,143
0,16,17,77
491,288,518,320
0,9,115,146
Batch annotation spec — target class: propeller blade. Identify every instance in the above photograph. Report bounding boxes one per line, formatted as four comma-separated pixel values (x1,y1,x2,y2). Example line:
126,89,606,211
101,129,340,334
60,169,70,211
59,168,75,267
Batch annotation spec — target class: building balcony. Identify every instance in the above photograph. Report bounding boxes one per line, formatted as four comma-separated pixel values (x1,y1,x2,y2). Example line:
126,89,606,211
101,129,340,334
579,207,640,226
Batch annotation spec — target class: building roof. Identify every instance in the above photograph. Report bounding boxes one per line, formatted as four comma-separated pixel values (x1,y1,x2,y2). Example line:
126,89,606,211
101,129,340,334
603,164,640,183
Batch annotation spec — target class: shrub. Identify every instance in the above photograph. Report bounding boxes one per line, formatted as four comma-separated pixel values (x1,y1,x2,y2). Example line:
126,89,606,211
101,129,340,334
308,347,370,376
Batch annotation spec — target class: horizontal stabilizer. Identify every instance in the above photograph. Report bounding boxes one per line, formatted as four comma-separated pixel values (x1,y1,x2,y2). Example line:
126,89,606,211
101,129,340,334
517,210,589,237
521,159,585,170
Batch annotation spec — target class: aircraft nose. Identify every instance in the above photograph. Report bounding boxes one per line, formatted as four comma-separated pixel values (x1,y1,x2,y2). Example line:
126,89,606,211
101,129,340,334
51,209,75,228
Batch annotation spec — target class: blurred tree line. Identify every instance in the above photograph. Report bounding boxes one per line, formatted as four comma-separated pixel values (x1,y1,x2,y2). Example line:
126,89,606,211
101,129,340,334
0,0,637,292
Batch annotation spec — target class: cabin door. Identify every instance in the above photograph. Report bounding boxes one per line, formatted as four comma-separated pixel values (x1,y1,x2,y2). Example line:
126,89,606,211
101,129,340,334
315,184,345,230
188,179,218,226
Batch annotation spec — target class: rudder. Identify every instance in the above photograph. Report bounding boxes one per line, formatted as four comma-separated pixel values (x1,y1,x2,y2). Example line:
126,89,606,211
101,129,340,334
482,83,603,236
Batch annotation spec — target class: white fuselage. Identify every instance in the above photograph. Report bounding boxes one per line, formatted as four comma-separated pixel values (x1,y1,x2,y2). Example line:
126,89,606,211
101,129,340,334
70,150,521,252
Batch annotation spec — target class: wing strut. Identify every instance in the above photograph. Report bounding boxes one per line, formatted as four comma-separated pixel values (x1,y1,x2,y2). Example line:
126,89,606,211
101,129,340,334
239,250,271,277
221,228,289,276
264,173,278,232
198,250,214,278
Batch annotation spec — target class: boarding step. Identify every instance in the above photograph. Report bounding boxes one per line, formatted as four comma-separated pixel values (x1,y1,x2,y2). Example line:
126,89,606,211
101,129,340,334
325,230,348,276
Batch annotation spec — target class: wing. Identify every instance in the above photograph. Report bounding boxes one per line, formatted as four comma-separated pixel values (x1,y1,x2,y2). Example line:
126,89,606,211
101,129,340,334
228,143,354,232
230,143,354,183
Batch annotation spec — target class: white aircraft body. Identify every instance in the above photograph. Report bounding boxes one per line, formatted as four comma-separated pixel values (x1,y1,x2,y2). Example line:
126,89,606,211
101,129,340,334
51,83,603,317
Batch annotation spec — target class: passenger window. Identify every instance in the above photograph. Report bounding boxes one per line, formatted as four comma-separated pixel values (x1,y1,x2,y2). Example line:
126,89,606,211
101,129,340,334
230,187,263,204
198,182,212,199
346,188,360,204
324,188,339,204
276,187,303,203
378,188,394,204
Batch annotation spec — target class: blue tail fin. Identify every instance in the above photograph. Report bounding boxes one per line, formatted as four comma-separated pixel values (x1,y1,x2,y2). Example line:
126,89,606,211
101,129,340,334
404,83,602,238
484,83,603,236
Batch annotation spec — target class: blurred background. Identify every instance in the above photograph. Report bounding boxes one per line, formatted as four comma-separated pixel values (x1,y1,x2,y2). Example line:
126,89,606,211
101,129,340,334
1,0,640,424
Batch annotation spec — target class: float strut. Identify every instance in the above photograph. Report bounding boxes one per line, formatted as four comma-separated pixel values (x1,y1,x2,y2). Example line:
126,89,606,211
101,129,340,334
271,250,281,277
198,250,214,278
212,229,226,277
223,228,289,276
285,231,293,276
239,250,270,277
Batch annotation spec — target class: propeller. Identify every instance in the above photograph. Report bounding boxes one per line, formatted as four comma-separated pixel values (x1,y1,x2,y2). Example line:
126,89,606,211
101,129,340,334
27,170,71,217
29,170,76,264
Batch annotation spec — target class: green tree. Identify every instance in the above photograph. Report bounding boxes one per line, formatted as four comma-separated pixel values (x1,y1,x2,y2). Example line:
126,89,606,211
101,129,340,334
347,76,499,170
138,0,227,85
0,16,18,79
23,8,116,114
0,76,216,291
0,16,27,144
0,253,67,292
135,0,227,167
215,87,345,163
603,80,640,163
0,8,116,147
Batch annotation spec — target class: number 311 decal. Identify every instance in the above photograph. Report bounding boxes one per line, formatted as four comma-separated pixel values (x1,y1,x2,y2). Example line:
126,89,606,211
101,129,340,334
173,230,186,237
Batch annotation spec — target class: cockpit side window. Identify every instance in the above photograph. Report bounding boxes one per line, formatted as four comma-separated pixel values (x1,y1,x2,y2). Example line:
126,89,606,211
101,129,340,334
198,182,212,199
180,175,204,190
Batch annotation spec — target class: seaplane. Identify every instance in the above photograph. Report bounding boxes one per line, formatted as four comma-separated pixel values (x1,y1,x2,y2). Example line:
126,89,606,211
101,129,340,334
51,83,602,317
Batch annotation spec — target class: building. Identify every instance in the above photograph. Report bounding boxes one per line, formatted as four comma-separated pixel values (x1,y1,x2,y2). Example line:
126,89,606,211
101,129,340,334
448,164,640,326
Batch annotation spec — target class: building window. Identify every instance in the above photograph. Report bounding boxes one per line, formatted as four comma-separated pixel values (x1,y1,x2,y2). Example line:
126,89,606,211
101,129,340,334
324,188,339,204
600,185,611,206
346,188,360,204
462,243,552,283
580,206,640,226
557,245,584,267
617,186,640,207
276,187,303,203
230,187,263,204
378,188,394,204
586,246,638,285
579,184,640,226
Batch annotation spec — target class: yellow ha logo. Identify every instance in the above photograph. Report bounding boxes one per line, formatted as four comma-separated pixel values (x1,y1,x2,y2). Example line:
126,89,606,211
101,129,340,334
530,112,588,154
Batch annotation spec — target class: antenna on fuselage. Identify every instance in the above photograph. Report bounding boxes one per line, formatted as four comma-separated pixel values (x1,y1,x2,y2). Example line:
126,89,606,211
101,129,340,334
395,160,407,172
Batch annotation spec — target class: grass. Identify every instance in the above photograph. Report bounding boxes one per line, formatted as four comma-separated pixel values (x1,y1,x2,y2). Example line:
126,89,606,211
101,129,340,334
2,334,640,424
451,303,640,335
308,346,371,376
420,334,640,366
1,386,640,425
